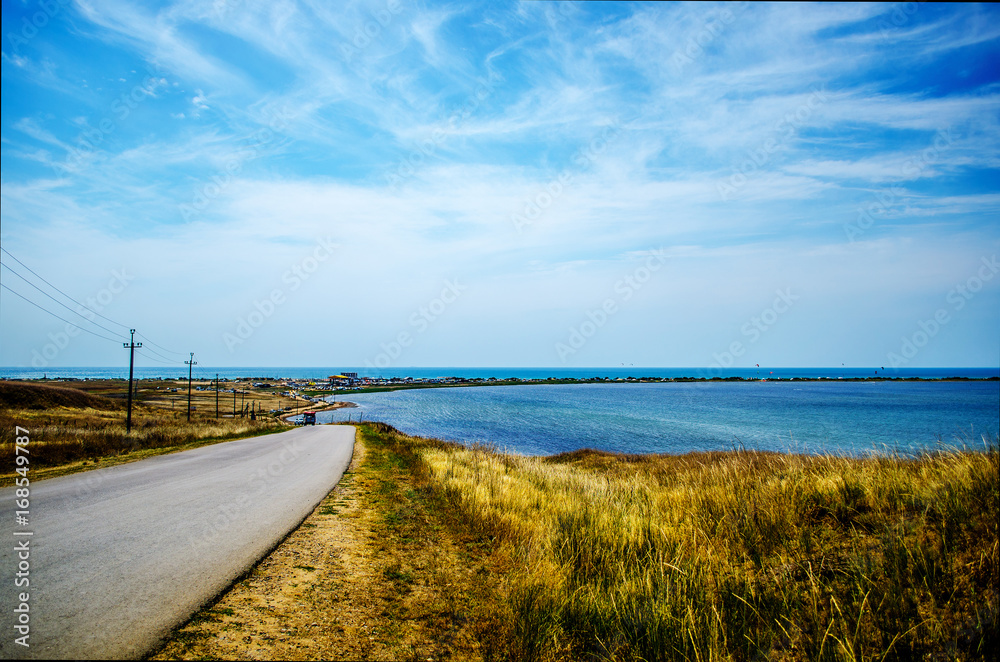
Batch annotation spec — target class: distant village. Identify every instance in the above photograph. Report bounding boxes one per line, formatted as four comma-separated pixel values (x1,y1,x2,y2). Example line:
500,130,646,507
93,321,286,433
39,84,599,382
26,371,989,416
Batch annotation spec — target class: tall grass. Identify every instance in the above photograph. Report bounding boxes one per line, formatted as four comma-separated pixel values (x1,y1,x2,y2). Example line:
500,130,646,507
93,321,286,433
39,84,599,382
0,405,285,468
366,423,998,661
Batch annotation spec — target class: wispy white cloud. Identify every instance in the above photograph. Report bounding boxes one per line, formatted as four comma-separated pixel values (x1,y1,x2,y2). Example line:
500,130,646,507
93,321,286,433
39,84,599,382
1,1,997,367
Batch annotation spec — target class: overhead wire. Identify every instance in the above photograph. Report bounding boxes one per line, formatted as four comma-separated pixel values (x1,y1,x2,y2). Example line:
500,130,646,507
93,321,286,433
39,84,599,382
1,263,124,337
0,247,129,329
135,349,182,366
1,247,187,359
0,284,122,344
135,333,186,358
138,344,183,364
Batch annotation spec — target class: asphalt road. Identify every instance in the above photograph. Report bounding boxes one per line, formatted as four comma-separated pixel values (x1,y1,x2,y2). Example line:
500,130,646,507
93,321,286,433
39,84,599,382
1,424,355,660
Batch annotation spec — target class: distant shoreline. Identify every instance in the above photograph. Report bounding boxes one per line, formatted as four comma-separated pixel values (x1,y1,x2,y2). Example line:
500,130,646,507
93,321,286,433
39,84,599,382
5,374,998,383
3,366,998,383
3,374,998,394
314,373,999,396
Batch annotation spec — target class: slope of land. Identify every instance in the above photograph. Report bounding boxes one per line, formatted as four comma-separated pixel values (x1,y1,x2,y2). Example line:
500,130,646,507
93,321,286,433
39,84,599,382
0,380,121,410
0,380,288,485
152,424,504,661
4,382,995,660
0,425,355,659
155,422,998,661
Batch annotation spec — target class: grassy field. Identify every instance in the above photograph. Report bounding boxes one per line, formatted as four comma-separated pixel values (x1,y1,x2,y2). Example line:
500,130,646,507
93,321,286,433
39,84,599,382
0,380,291,484
363,423,998,661
3,382,997,660
153,422,504,660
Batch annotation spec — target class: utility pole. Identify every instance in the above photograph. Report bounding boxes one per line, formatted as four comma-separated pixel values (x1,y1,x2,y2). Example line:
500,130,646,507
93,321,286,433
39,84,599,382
185,353,197,422
233,385,237,417
215,373,220,419
123,329,142,433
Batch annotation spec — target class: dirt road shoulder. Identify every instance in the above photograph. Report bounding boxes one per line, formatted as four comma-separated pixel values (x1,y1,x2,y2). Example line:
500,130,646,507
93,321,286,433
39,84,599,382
149,424,502,661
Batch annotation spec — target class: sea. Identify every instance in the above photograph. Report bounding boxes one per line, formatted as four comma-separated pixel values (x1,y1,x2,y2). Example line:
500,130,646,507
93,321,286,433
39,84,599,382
315,380,999,458
2,366,998,381
3,366,997,458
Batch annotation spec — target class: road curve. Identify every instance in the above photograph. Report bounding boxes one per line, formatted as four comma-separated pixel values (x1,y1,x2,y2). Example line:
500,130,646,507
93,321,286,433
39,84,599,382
1,424,355,660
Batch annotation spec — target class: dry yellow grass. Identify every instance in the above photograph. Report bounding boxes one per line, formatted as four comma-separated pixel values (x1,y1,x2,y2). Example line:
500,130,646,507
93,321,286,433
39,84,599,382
152,424,503,661
4,377,995,662
0,381,288,482
369,424,999,661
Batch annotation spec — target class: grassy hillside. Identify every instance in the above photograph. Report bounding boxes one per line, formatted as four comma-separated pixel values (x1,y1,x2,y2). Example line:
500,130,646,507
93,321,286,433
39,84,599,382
364,423,998,661
0,380,286,479
0,380,122,410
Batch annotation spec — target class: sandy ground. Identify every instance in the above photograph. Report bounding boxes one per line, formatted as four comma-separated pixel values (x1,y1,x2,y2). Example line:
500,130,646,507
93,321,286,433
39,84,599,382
150,429,492,661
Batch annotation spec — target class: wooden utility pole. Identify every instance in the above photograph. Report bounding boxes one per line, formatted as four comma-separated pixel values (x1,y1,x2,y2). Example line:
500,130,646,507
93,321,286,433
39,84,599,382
185,353,197,422
215,373,220,419
123,329,142,433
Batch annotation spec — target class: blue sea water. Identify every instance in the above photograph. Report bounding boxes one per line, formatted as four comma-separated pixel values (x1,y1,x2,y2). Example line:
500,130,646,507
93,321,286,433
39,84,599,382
316,381,1000,458
1,366,997,381
4,366,996,458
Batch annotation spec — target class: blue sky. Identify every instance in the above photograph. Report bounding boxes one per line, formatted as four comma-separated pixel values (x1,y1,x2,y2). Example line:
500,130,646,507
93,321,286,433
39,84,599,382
1,1,998,370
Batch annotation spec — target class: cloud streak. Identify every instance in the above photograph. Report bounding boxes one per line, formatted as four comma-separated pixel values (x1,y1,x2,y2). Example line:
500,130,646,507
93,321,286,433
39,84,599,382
1,1,998,368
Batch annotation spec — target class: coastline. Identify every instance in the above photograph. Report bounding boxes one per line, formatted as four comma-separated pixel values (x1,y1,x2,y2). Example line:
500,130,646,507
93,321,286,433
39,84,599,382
278,398,355,422
315,373,999,396
3,366,998,383
310,379,1000,460
154,422,1000,660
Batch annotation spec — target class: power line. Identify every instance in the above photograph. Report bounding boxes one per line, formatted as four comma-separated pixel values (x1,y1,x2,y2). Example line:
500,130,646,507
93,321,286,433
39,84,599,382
135,332,186,358
0,283,122,344
186,353,197,422
1,247,182,358
135,348,181,366
138,344,182,364
0,247,129,329
1,263,123,337
124,329,141,433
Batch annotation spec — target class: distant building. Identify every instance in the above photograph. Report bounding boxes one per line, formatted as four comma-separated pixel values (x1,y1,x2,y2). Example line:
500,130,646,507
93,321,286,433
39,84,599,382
328,373,358,386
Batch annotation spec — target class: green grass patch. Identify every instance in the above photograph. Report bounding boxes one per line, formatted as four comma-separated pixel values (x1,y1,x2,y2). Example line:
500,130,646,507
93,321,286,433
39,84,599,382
358,421,1000,661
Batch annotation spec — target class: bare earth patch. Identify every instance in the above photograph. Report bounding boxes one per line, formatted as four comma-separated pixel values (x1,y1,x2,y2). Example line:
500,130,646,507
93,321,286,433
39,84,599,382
149,427,495,661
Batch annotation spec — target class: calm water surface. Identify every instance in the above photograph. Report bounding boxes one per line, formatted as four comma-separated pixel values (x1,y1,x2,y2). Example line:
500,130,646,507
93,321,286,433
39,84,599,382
318,381,999,457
